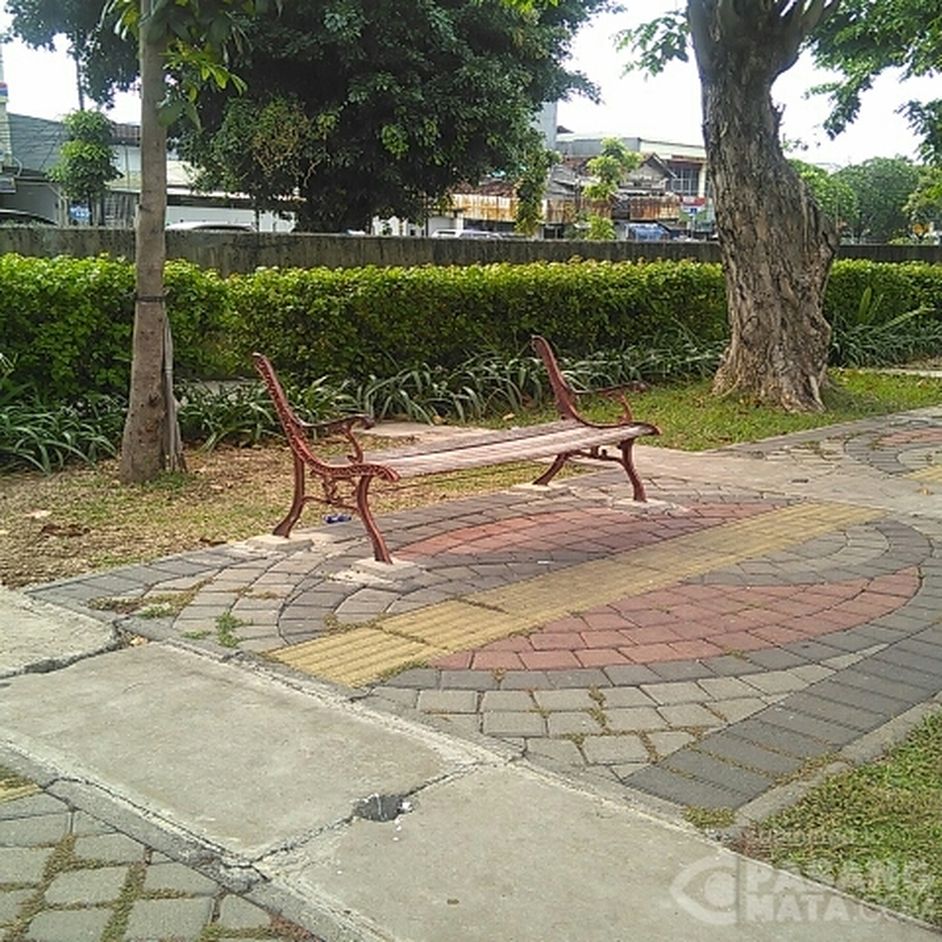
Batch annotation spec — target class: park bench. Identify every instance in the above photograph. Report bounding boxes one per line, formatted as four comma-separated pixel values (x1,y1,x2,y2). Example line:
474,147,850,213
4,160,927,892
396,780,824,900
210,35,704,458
252,336,660,563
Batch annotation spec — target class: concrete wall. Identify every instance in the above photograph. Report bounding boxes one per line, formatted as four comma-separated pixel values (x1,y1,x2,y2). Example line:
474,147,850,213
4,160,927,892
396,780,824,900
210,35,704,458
1,227,941,274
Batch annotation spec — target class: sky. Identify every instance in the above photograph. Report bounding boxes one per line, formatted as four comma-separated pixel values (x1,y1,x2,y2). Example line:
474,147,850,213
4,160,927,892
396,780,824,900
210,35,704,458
0,1,934,170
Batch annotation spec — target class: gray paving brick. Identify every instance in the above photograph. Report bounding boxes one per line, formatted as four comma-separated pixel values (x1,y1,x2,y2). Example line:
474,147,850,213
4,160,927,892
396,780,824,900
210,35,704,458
606,707,666,732
626,765,741,809
0,888,30,925
383,668,439,689
126,897,214,940
218,894,271,930
657,704,722,728
647,730,696,758
761,706,860,745
546,669,611,689
726,719,832,758
695,734,803,777
612,762,649,780
603,665,661,685
582,735,647,764
787,664,834,684
25,908,111,941
0,795,66,821
439,670,498,691
438,713,482,734
740,648,807,670
871,648,942,684
701,654,755,676
798,680,910,716
0,813,69,848
640,682,711,704
784,692,886,732
482,711,546,738
143,861,217,895
480,690,534,712
546,711,602,737
0,846,48,883
599,687,654,708
662,749,771,799
525,738,584,765
370,687,419,709
45,865,127,904
533,689,594,711
73,832,145,864
697,677,757,700
740,671,807,695
857,657,940,691
837,668,928,702
417,690,478,713
647,661,715,681
706,698,768,723
499,671,550,690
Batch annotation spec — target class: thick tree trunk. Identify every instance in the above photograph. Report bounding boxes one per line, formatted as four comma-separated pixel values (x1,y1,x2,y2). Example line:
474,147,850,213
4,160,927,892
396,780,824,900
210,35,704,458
690,2,839,412
119,10,182,482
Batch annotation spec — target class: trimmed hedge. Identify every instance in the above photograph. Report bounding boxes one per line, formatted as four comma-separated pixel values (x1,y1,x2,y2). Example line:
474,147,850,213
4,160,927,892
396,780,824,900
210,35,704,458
2,254,941,399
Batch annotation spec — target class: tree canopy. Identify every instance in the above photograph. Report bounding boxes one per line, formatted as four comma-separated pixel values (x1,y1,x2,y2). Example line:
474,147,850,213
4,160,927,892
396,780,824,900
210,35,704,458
808,0,942,163
48,109,119,224
177,0,605,231
835,156,920,242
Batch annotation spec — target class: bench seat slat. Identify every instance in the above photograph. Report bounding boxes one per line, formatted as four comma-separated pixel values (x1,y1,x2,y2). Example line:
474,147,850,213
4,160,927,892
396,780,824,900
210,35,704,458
363,422,656,479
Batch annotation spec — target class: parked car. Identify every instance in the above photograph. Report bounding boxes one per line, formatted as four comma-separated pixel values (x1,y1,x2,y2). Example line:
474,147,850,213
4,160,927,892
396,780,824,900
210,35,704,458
0,208,56,226
431,229,503,240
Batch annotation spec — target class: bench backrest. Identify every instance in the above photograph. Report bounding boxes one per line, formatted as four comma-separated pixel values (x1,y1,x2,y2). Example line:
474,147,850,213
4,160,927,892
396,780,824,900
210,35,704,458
252,352,319,463
531,335,581,421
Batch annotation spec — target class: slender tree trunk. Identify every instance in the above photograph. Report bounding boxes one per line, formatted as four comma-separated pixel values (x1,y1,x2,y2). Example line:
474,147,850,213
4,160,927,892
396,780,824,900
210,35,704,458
119,6,182,481
690,1,839,412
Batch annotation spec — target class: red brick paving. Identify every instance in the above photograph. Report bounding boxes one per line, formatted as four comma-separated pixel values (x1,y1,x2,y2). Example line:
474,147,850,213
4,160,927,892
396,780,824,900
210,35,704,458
429,567,921,670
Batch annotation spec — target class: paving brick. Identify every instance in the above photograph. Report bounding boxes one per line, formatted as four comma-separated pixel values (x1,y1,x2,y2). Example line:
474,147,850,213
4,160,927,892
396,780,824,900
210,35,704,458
761,706,860,745
741,649,808,670
603,665,661,685
726,719,832,758
701,654,756,676
439,670,498,691
647,731,696,758
45,865,128,904
646,661,716,681
708,698,769,723
370,687,419,709
73,832,145,863
546,711,602,737
837,668,928,703
0,846,48,883
126,897,214,940
218,894,271,930
482,711,546,738
626,765,741,809
524,738,584,766
545,669,611,689
599,687,655,708
0,888,30,925
640,681,711,704
657,704,721,727
857,657,940,691
26,908,111,942
783,692,886,732
0,813,69,847
740,670,808,695
0,795,66,821
662,749,771,799
143,861,217,895
499,671,550,690
582,735,648,764
480,691,534,712
533,689,594,711
382,668,440,689
438,714,482,735
697,677,757,700
417,690,479,713
807,680,910,716
605,707,666,732
695,734,803,777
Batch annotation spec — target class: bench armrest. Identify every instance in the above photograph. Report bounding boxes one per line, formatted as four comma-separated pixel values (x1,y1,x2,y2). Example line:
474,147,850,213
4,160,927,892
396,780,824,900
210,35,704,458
297,414,374,462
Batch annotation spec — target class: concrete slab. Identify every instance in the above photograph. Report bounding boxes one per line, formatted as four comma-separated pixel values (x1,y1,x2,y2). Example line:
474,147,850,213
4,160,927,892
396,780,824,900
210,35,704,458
0,645,491,858
0,588,117,679
282,765,938,942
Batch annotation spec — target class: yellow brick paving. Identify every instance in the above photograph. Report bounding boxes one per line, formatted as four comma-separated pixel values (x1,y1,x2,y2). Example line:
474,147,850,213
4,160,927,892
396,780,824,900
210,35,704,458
272,502,881,686
0,767,38,803
908,465,942,483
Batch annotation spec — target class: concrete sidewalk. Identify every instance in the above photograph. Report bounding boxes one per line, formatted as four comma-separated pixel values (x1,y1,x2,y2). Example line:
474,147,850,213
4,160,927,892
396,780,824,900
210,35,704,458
2,643,937,942
2,406,942,940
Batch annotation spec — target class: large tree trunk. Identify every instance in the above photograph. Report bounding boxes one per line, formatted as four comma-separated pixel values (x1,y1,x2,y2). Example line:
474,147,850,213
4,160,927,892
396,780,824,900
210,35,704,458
689,0,839,412
119,6,182,481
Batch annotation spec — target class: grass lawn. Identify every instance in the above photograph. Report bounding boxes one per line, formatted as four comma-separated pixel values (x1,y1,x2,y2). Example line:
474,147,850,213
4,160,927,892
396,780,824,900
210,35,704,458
736,710,942,927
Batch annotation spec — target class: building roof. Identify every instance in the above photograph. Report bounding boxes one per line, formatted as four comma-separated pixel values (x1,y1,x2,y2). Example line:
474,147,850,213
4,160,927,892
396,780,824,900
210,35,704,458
8,113,66,174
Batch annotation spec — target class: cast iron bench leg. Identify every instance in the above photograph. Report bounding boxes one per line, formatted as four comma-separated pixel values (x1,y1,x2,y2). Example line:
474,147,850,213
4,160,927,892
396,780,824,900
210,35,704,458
620,439,647,502
356,474,392,563
532,452,570,486
273,452,307,537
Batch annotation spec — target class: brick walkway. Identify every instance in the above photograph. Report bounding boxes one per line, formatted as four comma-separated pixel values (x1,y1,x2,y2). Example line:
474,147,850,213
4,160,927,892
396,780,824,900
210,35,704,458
22,410,942,825
0,769,319,942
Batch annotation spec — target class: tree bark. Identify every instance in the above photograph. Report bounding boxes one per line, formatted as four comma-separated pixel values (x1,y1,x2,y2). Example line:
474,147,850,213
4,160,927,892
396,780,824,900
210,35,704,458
119,4,182,482
689,0,839,412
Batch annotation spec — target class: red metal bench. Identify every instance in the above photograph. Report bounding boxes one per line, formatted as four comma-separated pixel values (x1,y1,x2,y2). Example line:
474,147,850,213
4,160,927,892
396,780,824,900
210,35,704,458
253,336,660,563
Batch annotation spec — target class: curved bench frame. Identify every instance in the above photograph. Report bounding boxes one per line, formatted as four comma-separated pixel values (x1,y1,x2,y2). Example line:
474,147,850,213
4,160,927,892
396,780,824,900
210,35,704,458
253,337,660,563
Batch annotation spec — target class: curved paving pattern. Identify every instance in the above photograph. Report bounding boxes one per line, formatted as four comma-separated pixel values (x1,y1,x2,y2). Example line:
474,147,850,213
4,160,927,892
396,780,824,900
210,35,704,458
27,408,942,816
